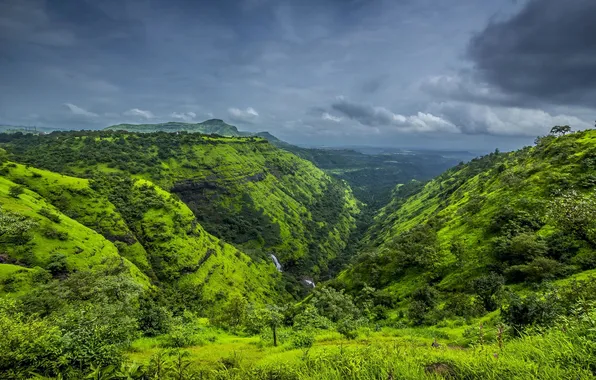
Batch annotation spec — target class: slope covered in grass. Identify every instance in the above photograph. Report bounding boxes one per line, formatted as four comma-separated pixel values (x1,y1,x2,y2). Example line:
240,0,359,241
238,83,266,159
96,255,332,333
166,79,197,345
0,160,283,314
1,131,359,282
338,130,596,322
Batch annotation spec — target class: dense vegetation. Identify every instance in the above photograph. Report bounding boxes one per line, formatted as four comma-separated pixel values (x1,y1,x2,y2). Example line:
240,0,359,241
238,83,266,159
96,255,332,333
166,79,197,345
107,119,471,212
1,127,596,379
0,130,359,282
338,129,596,327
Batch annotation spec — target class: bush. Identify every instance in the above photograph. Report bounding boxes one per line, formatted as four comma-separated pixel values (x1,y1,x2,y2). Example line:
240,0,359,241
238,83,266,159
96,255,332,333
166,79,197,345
408,286,439,325
46,254,68,277
493,233,548,265
501,293,561,335
336,317,360,340
0,299,64,378
472,273,504,311
504,257,562,283
290,330,315,348
41,226,69,241
8,185,25,198
444,293,483,318
293,304,332,331
39,207,61,223
311,287,359,323
138,297,172,337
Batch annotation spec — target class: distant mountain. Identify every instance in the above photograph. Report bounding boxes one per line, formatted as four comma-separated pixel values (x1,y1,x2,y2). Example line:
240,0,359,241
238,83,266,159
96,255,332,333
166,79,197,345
105,119,242,136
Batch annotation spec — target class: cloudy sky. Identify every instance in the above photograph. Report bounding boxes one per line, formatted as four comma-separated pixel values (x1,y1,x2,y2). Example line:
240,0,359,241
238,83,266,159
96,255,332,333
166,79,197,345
1,0,594,150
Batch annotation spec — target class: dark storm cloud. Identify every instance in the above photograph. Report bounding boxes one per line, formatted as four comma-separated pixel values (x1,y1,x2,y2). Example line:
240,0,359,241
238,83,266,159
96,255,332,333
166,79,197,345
468,0,596,107
2,0,590,150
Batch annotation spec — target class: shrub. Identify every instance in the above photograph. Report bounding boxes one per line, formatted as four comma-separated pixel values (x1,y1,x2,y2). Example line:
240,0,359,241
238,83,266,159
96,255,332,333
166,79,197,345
290,330,314,348
8,185,25,198
504,257,562,283
311,287,359,323
293,304,332,331
472,273,504,311
0,299,65,378
46,254,68,277
493,233,548,265
336,317,360,340
407,286,439,325
0,208,37,244
138,297,172,337
41,226,69,241
39,207,61,223
501,293,561,335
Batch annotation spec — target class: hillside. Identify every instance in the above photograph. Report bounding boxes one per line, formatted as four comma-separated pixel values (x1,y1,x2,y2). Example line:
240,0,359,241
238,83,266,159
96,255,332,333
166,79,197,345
0,159,283,314
0,131,359,284
337,129,596,324
2,130,596,379
108,119,470,211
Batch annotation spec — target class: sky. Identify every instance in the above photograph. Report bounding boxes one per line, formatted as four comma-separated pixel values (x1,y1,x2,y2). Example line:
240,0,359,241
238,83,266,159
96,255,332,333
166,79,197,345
0,0,595,151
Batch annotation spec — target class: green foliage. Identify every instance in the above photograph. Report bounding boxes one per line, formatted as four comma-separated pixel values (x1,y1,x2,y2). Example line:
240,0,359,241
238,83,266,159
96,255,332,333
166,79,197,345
138,297,172,337
340,129,596,327
550,125,571,136
0,207,37,244
0,299,64,379
289,330,315,348
39,207,61,223
9,184,25,198
310,287,360,323
407,286,439,326
292,304,332,331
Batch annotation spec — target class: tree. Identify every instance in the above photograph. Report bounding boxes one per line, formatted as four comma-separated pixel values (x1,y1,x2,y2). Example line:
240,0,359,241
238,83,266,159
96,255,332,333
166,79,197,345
472,273,504,311
549,190,596,246
267,305,283,347
550,125,571,136
8,184,25,198
0,208,37,243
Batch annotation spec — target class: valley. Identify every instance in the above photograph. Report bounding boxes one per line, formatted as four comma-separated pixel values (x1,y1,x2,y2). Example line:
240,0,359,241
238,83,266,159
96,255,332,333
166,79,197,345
1,125,595,379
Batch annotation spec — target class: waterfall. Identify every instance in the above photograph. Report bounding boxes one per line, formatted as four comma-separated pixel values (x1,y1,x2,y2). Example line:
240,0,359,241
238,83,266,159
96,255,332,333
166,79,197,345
303,279,316,288
270,254,282,272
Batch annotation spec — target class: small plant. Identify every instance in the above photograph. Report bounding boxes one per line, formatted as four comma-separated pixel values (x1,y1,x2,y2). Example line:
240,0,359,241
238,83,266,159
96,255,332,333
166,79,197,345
290,330,314,349
496,324,505,351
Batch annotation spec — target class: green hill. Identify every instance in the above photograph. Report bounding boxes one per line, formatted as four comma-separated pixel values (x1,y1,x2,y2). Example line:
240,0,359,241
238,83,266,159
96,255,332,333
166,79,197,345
337,129,596,323
0,131,359,283
0,160,283,314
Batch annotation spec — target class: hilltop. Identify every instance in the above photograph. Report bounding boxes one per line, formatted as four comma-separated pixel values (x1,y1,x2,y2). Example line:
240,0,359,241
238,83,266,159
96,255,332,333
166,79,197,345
105,119,242,136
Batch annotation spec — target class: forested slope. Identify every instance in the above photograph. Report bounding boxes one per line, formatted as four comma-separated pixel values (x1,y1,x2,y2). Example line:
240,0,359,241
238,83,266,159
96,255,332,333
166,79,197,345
338,130,596,324
0,159,282,315
0,131,359,283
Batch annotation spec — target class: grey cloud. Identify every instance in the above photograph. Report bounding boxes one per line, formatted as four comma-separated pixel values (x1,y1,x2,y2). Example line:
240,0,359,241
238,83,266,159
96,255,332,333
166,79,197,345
123,108,154,119
63,103,98,117
431,102,591,137
359,75,389,94
331,98,458,133
171,112,197,122
228,107,259,123
332,98,400,126
468,0,596,107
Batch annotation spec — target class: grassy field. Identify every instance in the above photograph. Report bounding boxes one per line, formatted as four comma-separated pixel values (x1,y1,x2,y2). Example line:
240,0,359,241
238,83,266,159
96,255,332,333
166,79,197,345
124,319,596,379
